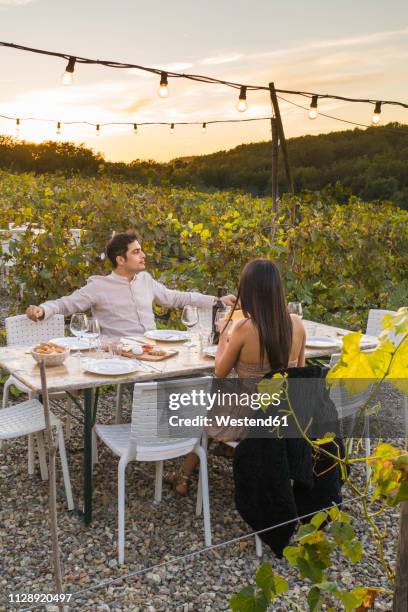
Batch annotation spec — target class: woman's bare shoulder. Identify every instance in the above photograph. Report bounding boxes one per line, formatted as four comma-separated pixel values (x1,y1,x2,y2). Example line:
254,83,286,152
290,314,306,334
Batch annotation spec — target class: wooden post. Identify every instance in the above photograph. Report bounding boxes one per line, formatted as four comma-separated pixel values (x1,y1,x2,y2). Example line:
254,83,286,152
269,82,294,194
271,117,279,212
39,361,64,612
393,425,408,611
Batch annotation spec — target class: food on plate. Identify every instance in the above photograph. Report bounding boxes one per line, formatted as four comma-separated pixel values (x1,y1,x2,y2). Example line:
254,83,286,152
142,344,155,351
147,348,166,357
33,341,66,354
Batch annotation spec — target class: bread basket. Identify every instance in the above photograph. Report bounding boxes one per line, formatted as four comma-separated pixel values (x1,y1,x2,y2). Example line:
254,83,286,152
31,345,70,367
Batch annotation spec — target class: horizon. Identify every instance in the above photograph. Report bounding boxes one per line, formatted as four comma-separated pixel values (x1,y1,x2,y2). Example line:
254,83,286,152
0,1,407,162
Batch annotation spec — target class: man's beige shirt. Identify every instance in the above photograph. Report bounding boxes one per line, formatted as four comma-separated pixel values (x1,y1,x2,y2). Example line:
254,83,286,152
41,271,214,337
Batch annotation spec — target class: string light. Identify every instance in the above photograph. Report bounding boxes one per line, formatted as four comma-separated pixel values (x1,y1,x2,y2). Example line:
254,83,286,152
202,122,207,133
237,86,248,112
1,41,407,114
56,121,61,135
308,95,318,120
133,123,138,135
158,72,169,98
96,124,100,136
62,56,76,86
15,118,20,133
372,101,382,125
170,123,175,134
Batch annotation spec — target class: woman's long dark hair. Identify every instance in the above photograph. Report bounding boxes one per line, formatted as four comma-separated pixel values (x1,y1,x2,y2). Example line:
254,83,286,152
234,259,293,369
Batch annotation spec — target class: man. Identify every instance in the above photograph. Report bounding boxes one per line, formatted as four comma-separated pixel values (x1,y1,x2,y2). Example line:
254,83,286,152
26,231,235,337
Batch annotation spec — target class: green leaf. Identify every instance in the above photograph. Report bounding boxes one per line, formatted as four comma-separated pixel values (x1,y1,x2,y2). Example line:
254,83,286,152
271,575,289,599
297,557,324,584
307,586,322,611
342,539,363,563
255,563,273,600
335,588,366,611
283,545,301,566
329,522,355,545
310,511,328,530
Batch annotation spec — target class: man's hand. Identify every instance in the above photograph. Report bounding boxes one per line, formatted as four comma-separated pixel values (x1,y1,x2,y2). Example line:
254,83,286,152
26,305,45,321
221,294,237,308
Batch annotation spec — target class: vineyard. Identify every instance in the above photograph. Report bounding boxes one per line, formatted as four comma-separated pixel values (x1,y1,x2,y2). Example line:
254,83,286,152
1,169,407,328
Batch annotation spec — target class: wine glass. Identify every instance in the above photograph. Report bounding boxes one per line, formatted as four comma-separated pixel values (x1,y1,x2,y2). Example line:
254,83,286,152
215,307,232,333
288,302,303,318
181,306,199,329
84,317,101,351
69,313,88,358
181,306,199,349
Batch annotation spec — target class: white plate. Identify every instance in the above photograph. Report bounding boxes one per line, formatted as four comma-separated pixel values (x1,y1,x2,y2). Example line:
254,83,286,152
50,337,98,351
202,345,217,358
82,358,140,376
306,336,342,349
144,329,190,342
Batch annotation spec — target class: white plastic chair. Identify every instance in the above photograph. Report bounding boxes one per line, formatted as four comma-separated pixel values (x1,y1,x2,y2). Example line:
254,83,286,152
366,309,396,337
329,353,373,480
0,398,74,509
93,376,213,564
197,432,263,558
2,314,73,469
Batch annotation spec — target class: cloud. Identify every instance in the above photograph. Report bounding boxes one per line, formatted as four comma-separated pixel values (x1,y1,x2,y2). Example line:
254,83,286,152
200,53,243,65
0,0,36,5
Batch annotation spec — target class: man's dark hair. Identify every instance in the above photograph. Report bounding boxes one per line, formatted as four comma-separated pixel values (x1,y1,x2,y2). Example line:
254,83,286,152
106,231,139,268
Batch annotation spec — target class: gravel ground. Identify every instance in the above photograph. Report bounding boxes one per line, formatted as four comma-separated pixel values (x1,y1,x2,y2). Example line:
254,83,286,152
0,290,405,611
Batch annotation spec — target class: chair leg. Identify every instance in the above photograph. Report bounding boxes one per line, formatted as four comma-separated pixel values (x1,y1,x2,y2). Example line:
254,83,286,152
154,460,163,503
65,396,73,442
57,426,74,511
36,432,49,481
255,535,263,557
115,384,124,424
27,434,35,475
195,445,211,547
118,457,128,564
195,432,208,517
2,377,12,409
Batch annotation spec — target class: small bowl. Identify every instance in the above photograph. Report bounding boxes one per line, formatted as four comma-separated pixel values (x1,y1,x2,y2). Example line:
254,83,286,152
31,346,70,367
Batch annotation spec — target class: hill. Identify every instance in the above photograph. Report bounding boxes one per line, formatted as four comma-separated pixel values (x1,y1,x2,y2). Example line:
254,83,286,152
0,123,407,208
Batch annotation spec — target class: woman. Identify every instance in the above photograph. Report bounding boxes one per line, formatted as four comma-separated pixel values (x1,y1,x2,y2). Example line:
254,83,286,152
166,258,306,495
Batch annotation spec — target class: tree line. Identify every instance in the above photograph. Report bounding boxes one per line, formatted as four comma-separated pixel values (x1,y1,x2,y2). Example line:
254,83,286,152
0,123,407,208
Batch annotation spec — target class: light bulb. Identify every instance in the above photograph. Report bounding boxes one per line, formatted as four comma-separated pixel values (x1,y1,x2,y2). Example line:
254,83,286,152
202,122,207,133
133,123,138,135
372,101,381,125
170,123,175,134
62,57,76,86
308,95,318,120
237,86,248,112
15,118,21,133
96,124,100,136
158,72,169,98
56,121,61,135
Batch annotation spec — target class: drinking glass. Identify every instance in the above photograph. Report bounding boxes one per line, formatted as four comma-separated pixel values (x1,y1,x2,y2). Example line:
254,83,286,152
288,302,303,318
69,313,88,358
84,317,101,350
181,305,199,329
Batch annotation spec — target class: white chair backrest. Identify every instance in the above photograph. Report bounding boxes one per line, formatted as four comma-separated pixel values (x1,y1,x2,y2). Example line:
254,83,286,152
5,314,65,346
329,352,372,423
128,376,213,456
366,309,396,337
366,308,407,347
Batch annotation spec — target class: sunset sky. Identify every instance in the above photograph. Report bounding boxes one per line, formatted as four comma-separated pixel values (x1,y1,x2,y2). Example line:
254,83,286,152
0,0,407,162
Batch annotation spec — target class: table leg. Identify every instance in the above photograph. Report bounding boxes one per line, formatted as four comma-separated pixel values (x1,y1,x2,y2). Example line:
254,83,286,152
83,388,94,525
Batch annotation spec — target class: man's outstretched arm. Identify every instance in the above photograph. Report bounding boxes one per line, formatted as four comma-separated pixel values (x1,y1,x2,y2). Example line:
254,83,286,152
26,283,96,321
